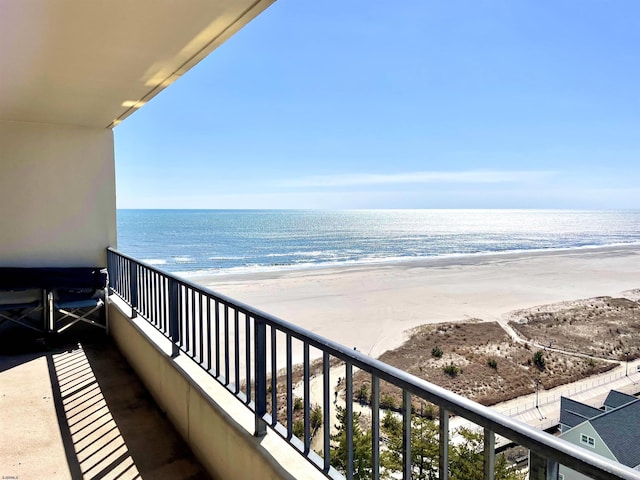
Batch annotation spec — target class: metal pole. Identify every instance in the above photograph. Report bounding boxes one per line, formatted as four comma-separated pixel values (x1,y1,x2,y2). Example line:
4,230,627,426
254,317,267,437
625,351,629,377
169,278,179,358
439,408,449,480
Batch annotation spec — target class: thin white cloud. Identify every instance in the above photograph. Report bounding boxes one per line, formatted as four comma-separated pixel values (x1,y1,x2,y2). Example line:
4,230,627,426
278,170,556,188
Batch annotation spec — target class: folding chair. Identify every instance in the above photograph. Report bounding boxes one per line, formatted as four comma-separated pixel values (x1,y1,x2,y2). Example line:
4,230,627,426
0,289,46,332
47,269,109,334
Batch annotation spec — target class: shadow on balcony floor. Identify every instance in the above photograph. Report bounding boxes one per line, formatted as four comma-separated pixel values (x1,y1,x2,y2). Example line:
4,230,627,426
0,322,210,480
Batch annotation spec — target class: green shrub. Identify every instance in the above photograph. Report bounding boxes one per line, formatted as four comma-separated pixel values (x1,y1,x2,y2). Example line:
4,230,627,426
293,396,303,411
356,384,369,403
432,346,443,358
487,358,498,369
310,404,323,431
292,419,305,440
443,362,460,377
381,409,401,436
380,394,398,410
533,350,546,370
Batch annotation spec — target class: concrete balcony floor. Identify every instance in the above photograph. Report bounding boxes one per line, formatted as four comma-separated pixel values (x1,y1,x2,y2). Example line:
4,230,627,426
0,323,210,480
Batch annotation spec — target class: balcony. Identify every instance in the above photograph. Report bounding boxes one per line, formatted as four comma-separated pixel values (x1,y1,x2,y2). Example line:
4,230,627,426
1,250,638,479
100,248,639,480
1,2,639,478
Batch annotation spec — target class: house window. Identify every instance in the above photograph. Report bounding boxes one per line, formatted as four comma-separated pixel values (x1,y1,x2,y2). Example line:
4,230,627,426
580,434,595,447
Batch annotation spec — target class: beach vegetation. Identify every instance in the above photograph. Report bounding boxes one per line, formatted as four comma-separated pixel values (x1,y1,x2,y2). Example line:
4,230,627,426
292,419,304,440
431,346,443,358
443,362,460,377
330,405,372,480
293,396,303,411
449,428,525,480
356,384,369,404
382,414,439,480
380,393,398,410
487,358,498,369
422,403,436,419
310,404,323,432
381,419,524,480
381,410,401,437
533,351,546,370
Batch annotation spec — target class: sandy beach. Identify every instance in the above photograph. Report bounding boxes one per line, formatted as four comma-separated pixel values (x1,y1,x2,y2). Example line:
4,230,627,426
193,245,640,360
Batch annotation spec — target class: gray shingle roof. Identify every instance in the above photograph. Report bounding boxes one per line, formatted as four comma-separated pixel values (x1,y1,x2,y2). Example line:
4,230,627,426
590,399,640,468
559,396,602,429
603,390,637,410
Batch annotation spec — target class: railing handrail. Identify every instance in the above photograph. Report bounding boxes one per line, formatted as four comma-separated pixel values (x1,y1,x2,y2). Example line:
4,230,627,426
106,247,640,480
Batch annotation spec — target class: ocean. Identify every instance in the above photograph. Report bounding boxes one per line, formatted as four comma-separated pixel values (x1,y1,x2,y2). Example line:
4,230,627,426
116,209,640,278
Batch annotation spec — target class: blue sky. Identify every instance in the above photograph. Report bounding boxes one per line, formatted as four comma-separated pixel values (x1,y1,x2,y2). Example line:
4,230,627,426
115,1,640,209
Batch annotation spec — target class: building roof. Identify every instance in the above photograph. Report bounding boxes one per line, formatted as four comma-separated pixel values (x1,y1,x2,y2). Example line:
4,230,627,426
559,397,603,429
590,399,640,468
604,390,637,410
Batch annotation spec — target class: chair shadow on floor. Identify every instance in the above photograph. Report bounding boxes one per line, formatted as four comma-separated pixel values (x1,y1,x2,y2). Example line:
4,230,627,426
0,322,209,480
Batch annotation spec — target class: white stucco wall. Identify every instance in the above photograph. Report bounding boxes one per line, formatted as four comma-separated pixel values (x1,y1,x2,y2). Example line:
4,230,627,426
0,120,116,267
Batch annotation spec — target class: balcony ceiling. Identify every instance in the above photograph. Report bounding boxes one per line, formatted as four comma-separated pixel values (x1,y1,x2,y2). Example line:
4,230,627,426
0,0,273,129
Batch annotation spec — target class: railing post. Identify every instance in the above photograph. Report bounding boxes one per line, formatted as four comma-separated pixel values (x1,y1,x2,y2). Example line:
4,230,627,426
323,352,331,473
168,277,180,358
483,428,495,480
439,408,449,480
129,261,138,318
403,390,412,480
371,376,380,480
345,362,354,480
254,317,267,437
303,342,311,454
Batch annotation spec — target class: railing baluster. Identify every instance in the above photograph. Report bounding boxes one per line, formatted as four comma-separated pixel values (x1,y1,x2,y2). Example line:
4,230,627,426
323,352,331,472
439,408,449,480
190,288,196,357
234,308,240,393
224,304,229,385
215,300,220,376
271,326,277,425
372,376,380,480
303,342,310,454
144,266,150,317
162,276,169,335
245,312,251,404
152,271,159,326
254,317,267,437
183,287,190,353
168,277,179,358
403,390,412,480
286,333,293,439
206,297,212,371
198,292,204,362
346,362,353,480
177,284,182,345
129,261,138,318
163,275,168,335
484,428,495,480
